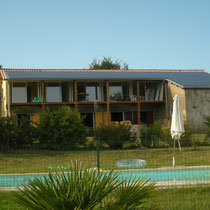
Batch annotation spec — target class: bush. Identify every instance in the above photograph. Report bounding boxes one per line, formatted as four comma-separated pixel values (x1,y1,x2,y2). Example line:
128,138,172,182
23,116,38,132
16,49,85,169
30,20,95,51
139,120,194,148
95,124,137,149
139,121,162,148
204,116,210,128
0,116,38,149
16,116,38,148
159,120,172,147
38,106,87,149
85,137,97,150
0,117,17,149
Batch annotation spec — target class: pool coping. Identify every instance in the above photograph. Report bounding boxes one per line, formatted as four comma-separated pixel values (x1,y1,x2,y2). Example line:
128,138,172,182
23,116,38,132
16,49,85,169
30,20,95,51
1,180,210,191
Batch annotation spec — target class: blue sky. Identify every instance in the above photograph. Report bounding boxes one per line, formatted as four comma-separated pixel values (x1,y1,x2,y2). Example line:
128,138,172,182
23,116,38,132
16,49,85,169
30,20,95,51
1,0,210,72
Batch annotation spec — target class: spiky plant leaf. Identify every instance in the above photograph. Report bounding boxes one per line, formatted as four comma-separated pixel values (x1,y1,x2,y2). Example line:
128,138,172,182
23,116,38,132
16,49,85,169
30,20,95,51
12,160,121,210
103,177,156,210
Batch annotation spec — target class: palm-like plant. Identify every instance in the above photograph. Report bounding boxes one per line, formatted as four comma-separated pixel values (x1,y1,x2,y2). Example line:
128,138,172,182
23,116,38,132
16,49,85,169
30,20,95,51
103,177,156,209
13,160,156,210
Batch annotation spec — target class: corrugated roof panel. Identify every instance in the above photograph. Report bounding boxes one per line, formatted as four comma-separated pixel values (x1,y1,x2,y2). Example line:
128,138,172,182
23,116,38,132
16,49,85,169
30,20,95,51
3,70,210,88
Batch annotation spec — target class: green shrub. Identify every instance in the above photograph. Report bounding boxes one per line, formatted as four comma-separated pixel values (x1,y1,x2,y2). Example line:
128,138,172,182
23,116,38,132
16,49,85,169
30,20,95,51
160,120,193,147
95,124,137,149
159,120,172,147
85,137,97,150
179,122,193,147
16,116,38,148
38,106,87,149
0,116,38,149
139,120,194,148
139,121,161,148
0,117,17,149
204,116,210,128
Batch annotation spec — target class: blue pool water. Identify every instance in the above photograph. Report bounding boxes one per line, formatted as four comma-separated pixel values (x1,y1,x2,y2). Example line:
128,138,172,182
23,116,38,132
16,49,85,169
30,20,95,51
0,168,210,188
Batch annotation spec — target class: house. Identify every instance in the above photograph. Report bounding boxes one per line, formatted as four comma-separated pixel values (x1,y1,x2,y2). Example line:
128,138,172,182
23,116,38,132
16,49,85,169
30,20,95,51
0,68,210,131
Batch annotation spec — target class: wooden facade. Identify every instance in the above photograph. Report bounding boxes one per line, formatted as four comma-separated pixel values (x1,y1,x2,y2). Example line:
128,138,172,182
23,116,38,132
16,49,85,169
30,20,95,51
1,79,167,127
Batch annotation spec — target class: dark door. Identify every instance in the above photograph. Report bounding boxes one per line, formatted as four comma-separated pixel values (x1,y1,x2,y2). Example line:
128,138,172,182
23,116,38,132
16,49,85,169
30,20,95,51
81,113,93,127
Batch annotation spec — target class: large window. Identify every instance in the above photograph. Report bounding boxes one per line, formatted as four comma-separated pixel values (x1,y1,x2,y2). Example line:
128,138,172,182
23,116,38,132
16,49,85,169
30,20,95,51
61,82,74,102
86,82,99,101
139,81,164,101
12,82,41,103
12,83,27,103
77,82,104,102
46,83,61,102
27,82,39,102
109,82,122,101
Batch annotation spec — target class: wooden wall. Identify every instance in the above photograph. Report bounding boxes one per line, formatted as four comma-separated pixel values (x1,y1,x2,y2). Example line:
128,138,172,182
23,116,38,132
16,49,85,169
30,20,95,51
167,82,186,120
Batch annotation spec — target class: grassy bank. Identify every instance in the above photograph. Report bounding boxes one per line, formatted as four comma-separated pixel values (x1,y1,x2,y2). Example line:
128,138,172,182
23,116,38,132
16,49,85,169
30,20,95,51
1,186,210,210
0,146,209,174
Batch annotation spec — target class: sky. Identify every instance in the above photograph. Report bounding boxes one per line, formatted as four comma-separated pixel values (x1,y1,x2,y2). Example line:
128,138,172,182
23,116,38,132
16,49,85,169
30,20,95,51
1,0,210,72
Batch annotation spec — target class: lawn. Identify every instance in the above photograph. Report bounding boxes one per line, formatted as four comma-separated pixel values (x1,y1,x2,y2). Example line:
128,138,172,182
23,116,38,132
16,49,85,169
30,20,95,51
1,186,210,210
0,146,209,174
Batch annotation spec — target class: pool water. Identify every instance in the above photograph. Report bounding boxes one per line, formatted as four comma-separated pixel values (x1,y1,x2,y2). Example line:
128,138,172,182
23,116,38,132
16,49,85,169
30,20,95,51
0,168,210,188
118,168,210,182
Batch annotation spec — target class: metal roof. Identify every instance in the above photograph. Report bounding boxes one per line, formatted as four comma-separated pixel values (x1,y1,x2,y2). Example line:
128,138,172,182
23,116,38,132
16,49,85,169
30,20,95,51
1,69,210,88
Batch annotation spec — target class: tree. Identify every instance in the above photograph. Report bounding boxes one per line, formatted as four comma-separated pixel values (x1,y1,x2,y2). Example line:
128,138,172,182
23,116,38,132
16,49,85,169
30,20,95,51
89,57,129,70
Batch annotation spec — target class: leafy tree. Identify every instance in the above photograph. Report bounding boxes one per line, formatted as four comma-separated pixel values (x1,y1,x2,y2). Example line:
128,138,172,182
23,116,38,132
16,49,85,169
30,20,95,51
38,106,87,149
89,57,129,70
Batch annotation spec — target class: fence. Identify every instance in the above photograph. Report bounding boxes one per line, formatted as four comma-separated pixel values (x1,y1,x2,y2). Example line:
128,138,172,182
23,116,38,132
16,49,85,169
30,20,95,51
0,139,210,209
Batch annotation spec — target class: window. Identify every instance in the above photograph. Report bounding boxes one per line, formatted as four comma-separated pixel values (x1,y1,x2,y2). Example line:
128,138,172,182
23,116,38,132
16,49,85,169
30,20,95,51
46,83,61,102
86,82,99,101
27,82,39,102
109,82,122,101
122,82,130,101
139,81,164,101
12,83,27,103
61,82,74,102
77,82,103,102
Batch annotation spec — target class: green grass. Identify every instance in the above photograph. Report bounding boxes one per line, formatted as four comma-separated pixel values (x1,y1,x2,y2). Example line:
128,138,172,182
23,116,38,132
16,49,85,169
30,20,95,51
1,186,210,210
148,186,210,210
0,146,209,174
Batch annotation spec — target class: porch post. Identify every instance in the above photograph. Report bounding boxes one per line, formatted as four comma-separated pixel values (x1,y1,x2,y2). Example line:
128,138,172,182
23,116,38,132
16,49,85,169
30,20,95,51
137,80,141,125
164,81,169,119
74,80,78,112
106,80,110,125
41,80,45,112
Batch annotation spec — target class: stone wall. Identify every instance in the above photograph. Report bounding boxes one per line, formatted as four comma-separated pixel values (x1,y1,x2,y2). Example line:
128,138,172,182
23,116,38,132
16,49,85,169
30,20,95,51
185,89,210,131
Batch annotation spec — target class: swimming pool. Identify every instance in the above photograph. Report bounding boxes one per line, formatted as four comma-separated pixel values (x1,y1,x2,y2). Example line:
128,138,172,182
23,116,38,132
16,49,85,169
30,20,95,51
0,168,210,188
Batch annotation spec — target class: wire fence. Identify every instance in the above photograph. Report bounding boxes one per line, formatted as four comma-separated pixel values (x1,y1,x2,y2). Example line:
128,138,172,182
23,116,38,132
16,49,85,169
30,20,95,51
0,139,210,209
